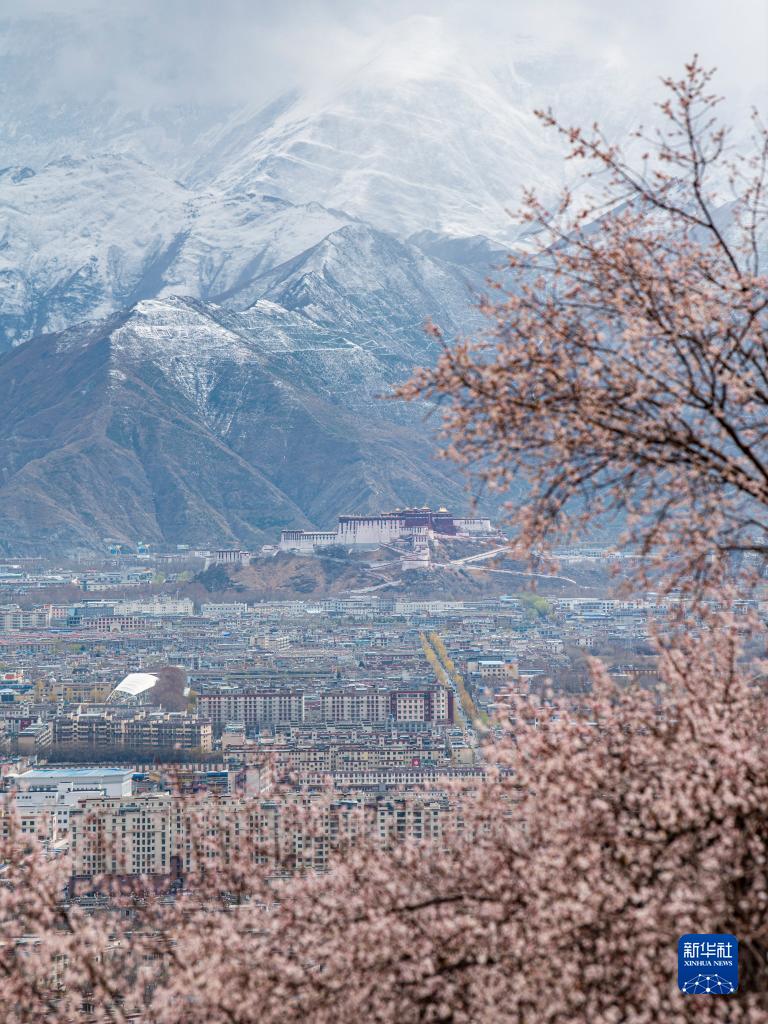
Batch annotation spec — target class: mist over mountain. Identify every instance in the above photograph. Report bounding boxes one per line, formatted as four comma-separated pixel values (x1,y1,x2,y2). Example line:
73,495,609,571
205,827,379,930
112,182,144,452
1,7,761,553
0,17,601,349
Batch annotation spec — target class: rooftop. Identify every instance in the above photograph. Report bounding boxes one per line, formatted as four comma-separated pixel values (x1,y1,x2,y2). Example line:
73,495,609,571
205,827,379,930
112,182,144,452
16,767,133,779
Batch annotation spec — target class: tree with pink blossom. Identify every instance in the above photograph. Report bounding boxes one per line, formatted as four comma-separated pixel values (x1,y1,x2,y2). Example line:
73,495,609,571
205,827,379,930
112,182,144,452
400,60,768,591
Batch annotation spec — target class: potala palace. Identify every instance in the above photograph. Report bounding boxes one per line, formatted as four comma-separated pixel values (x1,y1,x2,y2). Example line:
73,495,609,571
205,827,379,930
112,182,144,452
278,507,495,554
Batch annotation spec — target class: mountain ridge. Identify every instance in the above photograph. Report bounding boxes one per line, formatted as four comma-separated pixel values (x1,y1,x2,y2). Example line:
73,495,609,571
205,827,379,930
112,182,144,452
0,291,487,555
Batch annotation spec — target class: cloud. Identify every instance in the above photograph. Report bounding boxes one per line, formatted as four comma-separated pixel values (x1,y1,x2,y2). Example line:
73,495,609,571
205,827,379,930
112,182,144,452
0,0,764,120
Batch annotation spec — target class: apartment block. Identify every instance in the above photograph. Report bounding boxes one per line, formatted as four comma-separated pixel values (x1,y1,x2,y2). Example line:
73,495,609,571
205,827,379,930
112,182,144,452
53,710,213,752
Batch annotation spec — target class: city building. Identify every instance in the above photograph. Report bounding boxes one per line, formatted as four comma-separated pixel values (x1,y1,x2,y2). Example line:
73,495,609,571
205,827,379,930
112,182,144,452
67,789,463,883
52,709,213,752
4,767,134,839
0,605,52,632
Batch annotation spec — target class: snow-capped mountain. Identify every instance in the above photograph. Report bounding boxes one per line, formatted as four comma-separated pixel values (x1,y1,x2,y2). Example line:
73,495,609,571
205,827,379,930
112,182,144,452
0,12,648,551
0,14,643,353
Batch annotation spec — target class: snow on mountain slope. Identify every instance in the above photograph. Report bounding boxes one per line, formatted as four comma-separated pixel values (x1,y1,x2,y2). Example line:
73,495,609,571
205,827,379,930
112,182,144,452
242,222,486,357
191,17,568,243
0,155,353,347
157,193,353,303
109,295,441,425
0,155,188,345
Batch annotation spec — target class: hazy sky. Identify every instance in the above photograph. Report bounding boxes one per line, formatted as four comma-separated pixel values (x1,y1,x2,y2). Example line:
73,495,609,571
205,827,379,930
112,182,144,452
1,0,765,114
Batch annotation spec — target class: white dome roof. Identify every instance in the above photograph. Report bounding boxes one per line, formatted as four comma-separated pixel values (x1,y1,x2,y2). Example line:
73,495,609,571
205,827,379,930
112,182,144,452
109,672,158,702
